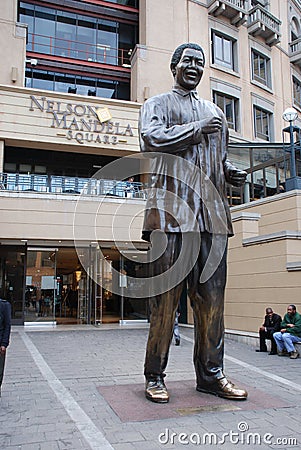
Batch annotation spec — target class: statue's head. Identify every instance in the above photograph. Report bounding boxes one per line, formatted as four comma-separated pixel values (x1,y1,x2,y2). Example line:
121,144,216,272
170,43,205,74
170,43,205,91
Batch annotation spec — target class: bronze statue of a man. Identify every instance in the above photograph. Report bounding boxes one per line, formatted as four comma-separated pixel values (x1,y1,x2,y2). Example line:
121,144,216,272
139,43,248,403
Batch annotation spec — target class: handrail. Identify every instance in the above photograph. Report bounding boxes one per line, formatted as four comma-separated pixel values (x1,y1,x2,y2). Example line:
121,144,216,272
27,32,132,68
0,173,146,199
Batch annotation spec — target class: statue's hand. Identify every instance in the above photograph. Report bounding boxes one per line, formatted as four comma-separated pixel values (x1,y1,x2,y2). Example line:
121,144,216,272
199,116,222,134
227,168,247,187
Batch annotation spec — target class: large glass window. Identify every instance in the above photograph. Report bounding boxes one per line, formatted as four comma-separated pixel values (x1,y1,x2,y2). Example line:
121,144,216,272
25,69,130,100
212,31,235,70
55,12,77,58
19,2,137,66
251,50,270,87
293,76,301,110
33,7,56,54
103,0,139,7
77,16,97,61
213,91,238,131
254,106,272,141
96,19,118,64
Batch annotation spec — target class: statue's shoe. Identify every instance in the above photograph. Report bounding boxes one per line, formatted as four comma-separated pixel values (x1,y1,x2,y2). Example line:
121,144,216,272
196,376,248,400
145,377,169,403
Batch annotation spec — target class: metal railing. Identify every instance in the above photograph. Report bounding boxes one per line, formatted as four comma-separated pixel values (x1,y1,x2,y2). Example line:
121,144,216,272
27,33,132,67
248,5,281,34
0,173,146,199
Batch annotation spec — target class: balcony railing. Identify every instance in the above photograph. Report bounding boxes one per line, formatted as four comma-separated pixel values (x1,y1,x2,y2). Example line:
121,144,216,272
289,38,301,68
0,173,146,199
27,33,132,68
207,0,247,26
247,5,281,46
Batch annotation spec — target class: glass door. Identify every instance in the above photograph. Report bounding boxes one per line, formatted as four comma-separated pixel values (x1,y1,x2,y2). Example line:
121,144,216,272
25,248,57,323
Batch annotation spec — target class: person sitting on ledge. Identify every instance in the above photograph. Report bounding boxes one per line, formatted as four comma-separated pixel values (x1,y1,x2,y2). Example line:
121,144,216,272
255,307,281,355
273,305,301,359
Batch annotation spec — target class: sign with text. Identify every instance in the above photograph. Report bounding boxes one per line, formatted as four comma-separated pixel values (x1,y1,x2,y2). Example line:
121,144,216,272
29,95,136,146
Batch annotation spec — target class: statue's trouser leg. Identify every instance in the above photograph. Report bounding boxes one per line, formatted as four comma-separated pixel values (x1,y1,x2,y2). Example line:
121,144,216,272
144,232,228,384
144,233,186,379
188,233,228,386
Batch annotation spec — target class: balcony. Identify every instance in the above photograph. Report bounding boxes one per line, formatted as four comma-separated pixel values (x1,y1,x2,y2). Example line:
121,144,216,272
207,0,248,27
0,173,146,199
27,33,132,68
247,5,281,46
290,38,301,68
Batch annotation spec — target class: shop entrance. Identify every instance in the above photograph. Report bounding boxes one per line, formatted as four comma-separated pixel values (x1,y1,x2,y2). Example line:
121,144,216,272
25,247,88,325
90,246,149,324
1,244,149,325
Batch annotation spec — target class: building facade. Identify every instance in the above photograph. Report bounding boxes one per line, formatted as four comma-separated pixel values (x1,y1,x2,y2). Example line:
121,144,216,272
0,0,301,330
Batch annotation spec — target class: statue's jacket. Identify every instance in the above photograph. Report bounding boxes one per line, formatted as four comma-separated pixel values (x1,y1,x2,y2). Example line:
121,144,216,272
139,86,236,236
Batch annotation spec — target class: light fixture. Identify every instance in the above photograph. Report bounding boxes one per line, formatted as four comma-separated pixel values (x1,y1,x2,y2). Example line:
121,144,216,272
25,58,38,66
282,107,298,123
282,107,301,191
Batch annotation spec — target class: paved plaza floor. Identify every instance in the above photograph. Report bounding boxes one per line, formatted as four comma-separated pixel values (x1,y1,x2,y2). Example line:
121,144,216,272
0,324,301,449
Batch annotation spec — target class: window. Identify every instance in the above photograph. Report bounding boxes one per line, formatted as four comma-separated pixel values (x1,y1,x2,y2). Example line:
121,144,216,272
213,92,238,131
290,17,300,42
293,77,301,110
25,69,130,100
251,0,269,9
251,0,268,7
251,50,270,87
19,3,137,66
102,0,139,7
254,106,271,141
212,31,235,70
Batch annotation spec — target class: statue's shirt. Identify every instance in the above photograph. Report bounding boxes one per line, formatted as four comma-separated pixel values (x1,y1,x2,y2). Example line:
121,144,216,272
139,86,234,236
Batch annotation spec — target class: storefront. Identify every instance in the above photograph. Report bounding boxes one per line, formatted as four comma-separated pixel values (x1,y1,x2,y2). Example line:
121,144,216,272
0,84,149,325
0,241,150,326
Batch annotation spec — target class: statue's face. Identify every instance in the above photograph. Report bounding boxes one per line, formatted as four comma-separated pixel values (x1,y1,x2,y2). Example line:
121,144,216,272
174,48,204,90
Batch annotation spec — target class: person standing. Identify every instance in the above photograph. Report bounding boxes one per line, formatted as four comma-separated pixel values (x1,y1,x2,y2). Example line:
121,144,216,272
0,297,11,396
139,43,247,403
255,307,281,355
273,305,301,359
173,306,181,346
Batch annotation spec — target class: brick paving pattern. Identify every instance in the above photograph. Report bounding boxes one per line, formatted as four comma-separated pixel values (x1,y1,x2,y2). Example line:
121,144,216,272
0,324,300,449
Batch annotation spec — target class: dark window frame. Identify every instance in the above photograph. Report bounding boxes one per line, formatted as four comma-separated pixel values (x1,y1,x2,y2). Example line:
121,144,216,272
251,49,271,87
293,76,301,110
253,105,272,141
213,91,238,131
